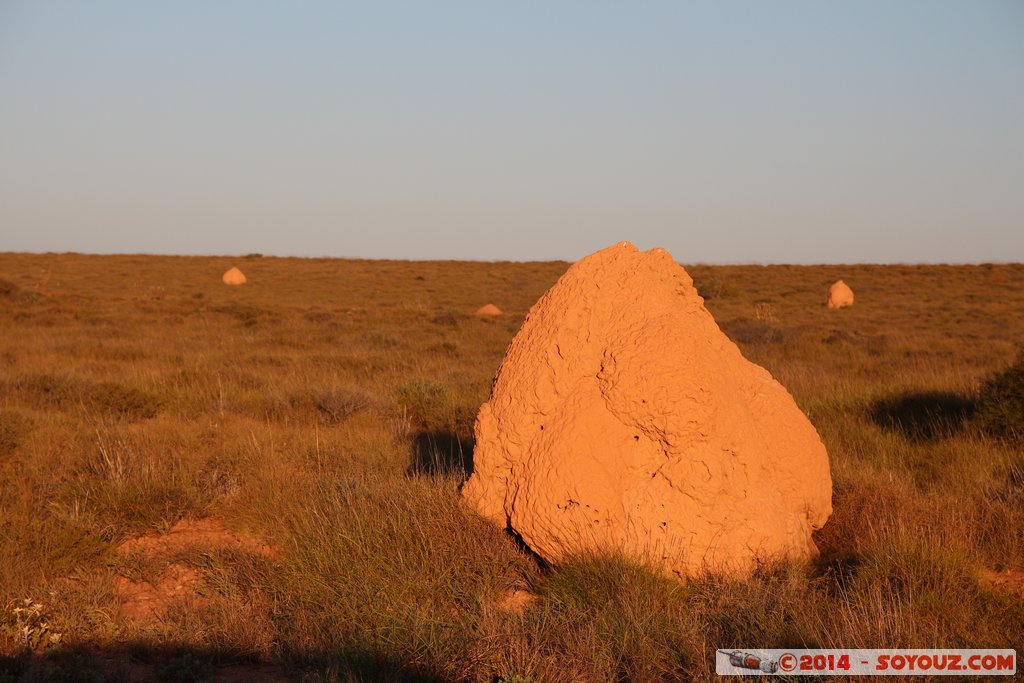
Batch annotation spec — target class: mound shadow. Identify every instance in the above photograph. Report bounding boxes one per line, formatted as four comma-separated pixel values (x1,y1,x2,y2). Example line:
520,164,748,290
407,431,474,477
870,391,976,441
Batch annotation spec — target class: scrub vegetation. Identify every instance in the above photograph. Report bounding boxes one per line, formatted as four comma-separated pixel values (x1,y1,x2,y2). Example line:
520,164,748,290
1,252,1022,681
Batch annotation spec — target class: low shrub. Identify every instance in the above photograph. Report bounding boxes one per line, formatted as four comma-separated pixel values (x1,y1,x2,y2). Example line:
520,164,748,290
692,275,745,300
720,317,790,345
86,381,163,419
394,379,449,429
974,349,1024,442
313,387,371,424
431,308,462,327
11,374,162,420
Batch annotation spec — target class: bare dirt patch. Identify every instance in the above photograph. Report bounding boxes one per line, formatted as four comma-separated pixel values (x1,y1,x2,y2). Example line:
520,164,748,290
113,517,272,626
497,589,537,615
117,517,273,558
113,563,204,623
980,569,1024,600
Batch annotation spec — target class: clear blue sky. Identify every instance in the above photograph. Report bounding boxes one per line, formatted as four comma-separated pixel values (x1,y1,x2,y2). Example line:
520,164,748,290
1,1,1022,262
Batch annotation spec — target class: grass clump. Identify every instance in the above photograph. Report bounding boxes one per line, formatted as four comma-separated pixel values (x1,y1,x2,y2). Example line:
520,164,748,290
85,382,163,420
0,410,32,455
530,555,696,680
720,317,790,345
431,308,463,327
11,374,162,420
842,533,1024,644
313,387,372,424
269,475,533,679
244,386,373,424
394,379,449,428
974,349,1024,442
0,277,20,298
11,374,77,408
75,428,210,533
692,275,744,300
0,508,108,587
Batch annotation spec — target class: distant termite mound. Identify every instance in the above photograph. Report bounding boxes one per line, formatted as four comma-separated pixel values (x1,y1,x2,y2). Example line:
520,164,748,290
222,267,247,285
827,280,854,308
462,242,833,579
475,304,503,316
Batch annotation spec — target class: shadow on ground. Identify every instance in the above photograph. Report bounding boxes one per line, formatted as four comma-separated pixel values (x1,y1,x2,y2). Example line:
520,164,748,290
0,642,447,683
870,391,976,441
407,431,474,477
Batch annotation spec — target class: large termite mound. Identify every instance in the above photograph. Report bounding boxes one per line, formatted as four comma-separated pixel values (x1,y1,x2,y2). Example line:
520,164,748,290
827,280,854,308
462,242,832,578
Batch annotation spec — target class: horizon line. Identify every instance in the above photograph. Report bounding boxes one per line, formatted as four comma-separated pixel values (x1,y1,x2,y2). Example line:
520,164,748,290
1,249,1022,268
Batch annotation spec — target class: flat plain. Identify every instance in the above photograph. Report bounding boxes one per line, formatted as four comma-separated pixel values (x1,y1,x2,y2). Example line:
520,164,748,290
1,252,1022,682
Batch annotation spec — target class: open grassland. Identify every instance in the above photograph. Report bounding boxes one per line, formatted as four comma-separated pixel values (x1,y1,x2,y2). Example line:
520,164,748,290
1,252,1023,682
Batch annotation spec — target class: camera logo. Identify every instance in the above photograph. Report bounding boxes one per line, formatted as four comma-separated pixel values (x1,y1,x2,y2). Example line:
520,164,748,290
725,650,779,674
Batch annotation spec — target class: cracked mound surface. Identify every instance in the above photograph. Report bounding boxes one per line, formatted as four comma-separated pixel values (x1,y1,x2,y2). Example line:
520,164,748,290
462,242,833,578
827,280,854,308
222,267,247,285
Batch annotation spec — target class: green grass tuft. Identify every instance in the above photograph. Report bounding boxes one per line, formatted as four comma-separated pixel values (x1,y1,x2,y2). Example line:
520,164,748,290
975,348,1024,442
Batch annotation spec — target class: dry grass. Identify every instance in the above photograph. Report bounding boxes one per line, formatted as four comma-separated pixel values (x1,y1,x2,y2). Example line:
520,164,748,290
0,252,1022,681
